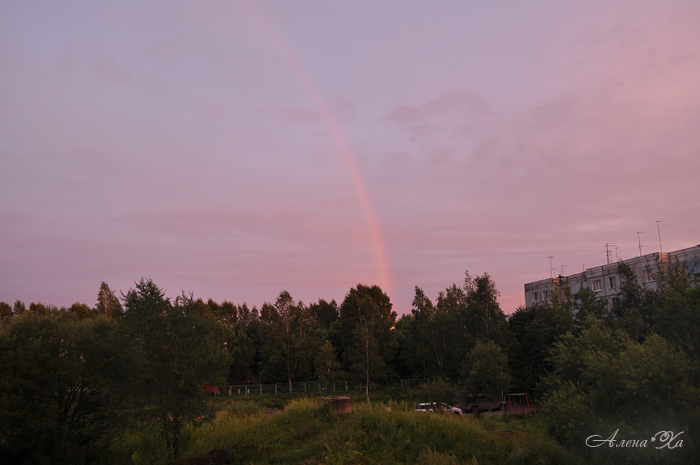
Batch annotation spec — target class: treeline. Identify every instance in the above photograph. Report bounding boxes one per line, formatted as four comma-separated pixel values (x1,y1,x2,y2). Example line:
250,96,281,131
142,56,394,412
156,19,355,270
2,263,699,463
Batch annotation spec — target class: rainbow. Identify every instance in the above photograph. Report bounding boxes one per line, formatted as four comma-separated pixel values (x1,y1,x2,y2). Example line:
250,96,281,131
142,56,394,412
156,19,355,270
233,1,393,298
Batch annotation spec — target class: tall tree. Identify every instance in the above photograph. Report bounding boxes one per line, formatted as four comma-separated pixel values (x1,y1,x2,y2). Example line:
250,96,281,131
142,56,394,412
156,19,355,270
412,287,461,380
462,272,509,347
314,339,342,393
261,291,316,392
462,340,511,401
95,281,122,319
0,311,133,464
507,301,574,395
340,284,396,401
121,278,228,459
308,298,340,330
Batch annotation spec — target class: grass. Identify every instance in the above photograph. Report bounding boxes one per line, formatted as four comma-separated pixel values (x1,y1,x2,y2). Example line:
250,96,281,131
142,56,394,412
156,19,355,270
109,393,582,464
178,399,579,464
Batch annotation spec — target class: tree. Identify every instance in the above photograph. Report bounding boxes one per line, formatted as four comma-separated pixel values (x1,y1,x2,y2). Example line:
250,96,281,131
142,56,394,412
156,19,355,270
224,327,255,383
340,284,396,402
120,278,228,459
507,300,574,395
260,291,316,392
95,281,122,319
462,272,510,348
0,301,11,325
68,302,94,320
308,298,339,330
543,319,699,463
462,340,511,402
314,339,342,393
412,287,461,380
0,311,133,464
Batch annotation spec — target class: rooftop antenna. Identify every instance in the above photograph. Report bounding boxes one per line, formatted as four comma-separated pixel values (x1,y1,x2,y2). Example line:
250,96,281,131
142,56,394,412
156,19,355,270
637,232,645,257
605,243,616,264
548,256,555,278
615,246,621,261
560,265,566,276
656,220,664,253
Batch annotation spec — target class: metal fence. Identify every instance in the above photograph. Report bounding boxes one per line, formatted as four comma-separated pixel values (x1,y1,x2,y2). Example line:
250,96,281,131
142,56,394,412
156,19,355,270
225,379,429,396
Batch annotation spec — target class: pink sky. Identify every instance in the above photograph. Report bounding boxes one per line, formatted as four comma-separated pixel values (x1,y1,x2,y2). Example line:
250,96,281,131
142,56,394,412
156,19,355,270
2,0,699,314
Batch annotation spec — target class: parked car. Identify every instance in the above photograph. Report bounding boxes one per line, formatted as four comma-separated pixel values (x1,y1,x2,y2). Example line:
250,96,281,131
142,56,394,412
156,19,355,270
460,394,506,414
415,402,463,416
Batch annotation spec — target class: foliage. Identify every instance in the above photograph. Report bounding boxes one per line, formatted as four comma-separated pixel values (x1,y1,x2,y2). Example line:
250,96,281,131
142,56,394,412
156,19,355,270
420,376,457,408
462,340,511,400
340,284,397,401
508,301,574,396
0,311,133,465
223,327,255,383
308,298,340,329
95,281,123,319
121,278,229,459
0,301,11,325
543,319,700,464
412,287,461,381
224,401,264,418
147,398,582,465
314,339,343,393
260,291,317,391
462,272,511,349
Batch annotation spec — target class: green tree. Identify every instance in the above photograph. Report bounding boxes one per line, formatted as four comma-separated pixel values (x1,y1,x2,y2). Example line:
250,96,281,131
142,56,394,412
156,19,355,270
224,327,255,383
12,300,26,316
412,286,461,380
462,340,511,402
340,284,396,402
120,278,228,459
507,300,574,395
315,339,342,393
308,298,340,330
543,319,699,463
260,291,317,392
68,302,94,320
0,311,133,464
462,272,510,348
0,301,12,325
95,281,122,319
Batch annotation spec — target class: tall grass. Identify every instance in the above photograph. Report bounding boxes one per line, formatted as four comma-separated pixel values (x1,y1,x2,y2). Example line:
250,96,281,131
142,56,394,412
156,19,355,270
111,398,582,464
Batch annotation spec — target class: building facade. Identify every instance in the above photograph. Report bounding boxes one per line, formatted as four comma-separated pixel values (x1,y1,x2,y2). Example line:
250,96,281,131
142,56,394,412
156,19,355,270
523,244,700,308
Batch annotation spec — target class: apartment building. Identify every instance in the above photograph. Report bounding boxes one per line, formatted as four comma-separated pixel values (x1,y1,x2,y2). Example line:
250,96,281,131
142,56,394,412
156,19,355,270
523,244,700,308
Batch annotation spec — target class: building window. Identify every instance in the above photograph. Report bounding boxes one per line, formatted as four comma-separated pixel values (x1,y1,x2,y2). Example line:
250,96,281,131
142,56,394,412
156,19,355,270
592,279,602,292
532,292,538,302
609,276,617,289
543,290,550,300
642,269,655,283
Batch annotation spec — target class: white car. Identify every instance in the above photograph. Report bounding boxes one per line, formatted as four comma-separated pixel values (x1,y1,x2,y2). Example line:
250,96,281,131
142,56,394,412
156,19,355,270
415,402,463,416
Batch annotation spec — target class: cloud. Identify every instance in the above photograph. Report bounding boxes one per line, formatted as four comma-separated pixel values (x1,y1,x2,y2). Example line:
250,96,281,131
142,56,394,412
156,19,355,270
385,89,492,141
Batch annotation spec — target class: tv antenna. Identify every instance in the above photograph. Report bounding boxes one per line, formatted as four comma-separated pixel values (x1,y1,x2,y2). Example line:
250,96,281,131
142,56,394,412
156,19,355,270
548,256,555,278
637,232,645,257
605,243,616,264
656,220,664,253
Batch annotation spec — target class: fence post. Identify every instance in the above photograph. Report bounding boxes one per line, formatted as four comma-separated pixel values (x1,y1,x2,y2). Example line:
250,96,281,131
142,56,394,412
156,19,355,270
345,381,348,392
304,383,307,394
275,383,277,395
260,385,262,395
